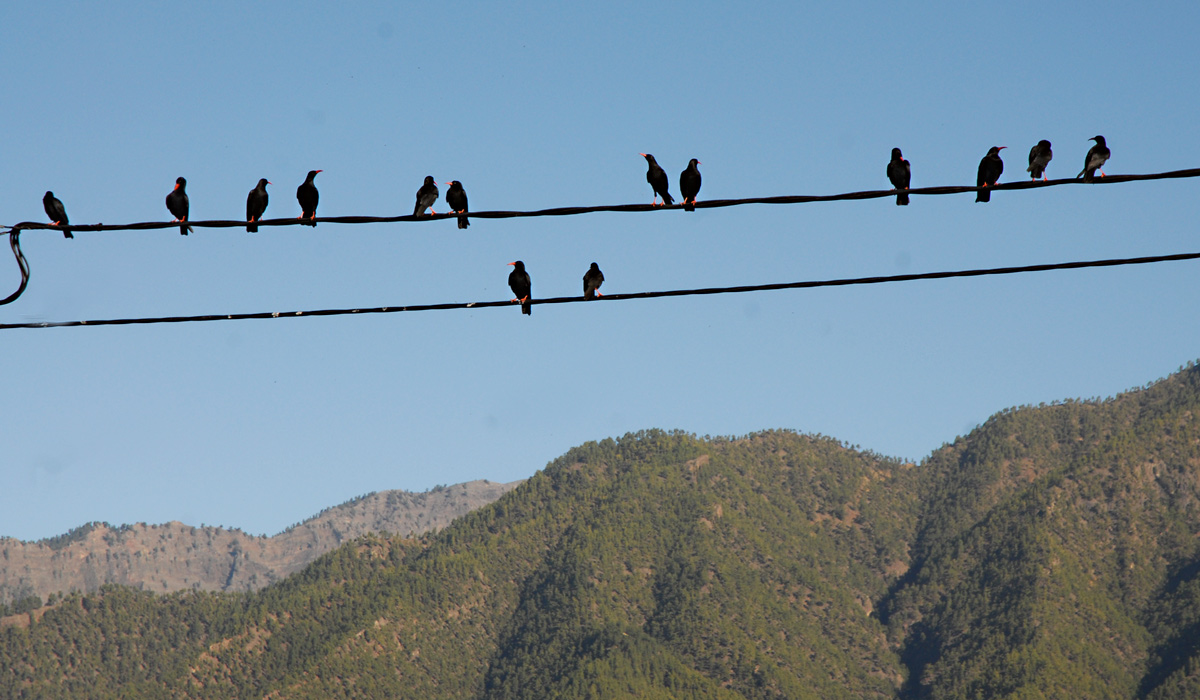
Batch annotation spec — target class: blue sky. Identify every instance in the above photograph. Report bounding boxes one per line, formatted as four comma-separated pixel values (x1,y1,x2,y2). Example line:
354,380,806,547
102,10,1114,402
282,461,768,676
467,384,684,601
2,2,1198,541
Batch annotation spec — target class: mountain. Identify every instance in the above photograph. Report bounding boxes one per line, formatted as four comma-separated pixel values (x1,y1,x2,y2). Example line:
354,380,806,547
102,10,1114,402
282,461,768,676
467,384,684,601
0,480,521,607
3,362,1200,699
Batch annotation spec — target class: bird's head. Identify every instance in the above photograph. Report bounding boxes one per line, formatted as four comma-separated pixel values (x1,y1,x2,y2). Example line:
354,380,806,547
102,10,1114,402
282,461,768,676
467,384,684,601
175,177,187,189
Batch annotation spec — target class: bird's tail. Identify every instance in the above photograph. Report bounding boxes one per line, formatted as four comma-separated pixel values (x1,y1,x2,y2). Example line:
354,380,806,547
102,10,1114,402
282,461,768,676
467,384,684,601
522,299,532,315
976,189,991,203
247,222,258,233
181,223,192,235
1029,166,1043,180
896,192,909,206
458,214,469,229
62,228,74,239
304,214,317,228
1079,169,1094,182
683,199,695,212
662,193,675,206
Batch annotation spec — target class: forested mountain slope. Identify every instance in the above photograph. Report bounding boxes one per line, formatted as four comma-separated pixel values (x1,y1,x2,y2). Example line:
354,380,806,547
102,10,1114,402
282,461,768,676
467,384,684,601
3,362,1200,699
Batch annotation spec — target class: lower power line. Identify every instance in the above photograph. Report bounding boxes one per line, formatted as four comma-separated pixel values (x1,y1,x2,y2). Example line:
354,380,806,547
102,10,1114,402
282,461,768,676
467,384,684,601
2,250,1196,331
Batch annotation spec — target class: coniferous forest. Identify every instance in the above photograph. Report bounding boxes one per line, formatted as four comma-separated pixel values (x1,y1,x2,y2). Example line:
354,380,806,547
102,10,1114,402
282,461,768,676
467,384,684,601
4,363,1200,698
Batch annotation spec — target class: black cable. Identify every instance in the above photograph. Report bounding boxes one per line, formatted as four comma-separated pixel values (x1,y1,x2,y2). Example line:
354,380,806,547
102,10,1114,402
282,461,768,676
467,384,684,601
0,231,30,306
2,250,1196,331
8,167,1200,236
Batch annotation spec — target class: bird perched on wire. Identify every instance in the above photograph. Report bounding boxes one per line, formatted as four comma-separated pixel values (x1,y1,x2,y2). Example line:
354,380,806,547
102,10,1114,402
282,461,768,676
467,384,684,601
507,261,532,315
640,153,674,206
976,147,1006,203
1027,140,1052,181
445,180,469,229
246,178,270,233
583,262,604,300
414,176,439,216
297,170,321,226
679,159,702,211
166,177,193,235
42,191,73,239
1078,135,1110,182
887,148,911,205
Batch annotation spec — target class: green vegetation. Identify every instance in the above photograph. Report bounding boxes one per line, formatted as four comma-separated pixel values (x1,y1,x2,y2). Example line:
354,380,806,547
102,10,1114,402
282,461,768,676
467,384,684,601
5,363,1200,698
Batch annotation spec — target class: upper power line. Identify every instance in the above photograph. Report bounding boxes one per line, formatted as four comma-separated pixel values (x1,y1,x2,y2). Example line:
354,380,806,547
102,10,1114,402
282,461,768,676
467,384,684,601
9,167,1200,236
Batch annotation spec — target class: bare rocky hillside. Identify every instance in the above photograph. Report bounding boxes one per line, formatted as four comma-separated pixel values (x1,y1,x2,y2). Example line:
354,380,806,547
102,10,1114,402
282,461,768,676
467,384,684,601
0,479,521,605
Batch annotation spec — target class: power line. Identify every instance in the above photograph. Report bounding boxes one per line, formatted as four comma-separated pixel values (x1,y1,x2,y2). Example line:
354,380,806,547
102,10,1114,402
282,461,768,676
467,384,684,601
0,231,30,306
2,250,1196,331
6,167,1200,236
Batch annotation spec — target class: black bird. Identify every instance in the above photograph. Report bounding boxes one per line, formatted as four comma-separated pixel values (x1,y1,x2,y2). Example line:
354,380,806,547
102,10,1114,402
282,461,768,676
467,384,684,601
414,176,439,216
507,261,532,316
976,146,1006,203
679,159,702,211
886,148,911,205
246,178,270,233
445,180,469,229
1078,135,1110,182
583,262,604,300
42,191,72,239
640,153,674,206
1027,140,1052,181
166,177,192,235
297,170,321,226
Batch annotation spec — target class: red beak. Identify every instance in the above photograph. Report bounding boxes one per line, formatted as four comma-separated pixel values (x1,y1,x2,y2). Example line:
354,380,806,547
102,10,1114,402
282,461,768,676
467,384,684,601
507,262,516,266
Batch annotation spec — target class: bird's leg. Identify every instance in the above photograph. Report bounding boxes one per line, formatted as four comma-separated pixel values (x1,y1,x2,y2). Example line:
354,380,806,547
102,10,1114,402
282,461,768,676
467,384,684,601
1099,171,1106,178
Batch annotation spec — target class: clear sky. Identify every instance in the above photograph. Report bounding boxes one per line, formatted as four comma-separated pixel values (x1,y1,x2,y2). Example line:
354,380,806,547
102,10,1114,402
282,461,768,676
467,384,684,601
2,2,1198,541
